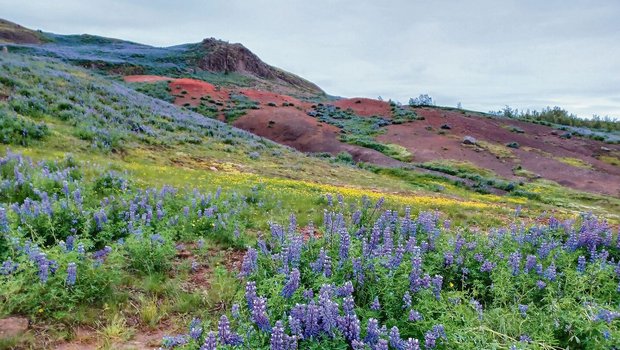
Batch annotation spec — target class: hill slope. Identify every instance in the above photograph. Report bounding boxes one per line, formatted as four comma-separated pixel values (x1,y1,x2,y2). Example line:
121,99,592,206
2,19,323,97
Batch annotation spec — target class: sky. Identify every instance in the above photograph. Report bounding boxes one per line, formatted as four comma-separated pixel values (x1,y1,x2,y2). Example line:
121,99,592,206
2,0,619,118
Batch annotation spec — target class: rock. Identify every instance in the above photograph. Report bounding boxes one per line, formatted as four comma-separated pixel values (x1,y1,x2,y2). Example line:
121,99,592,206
209,166,218,171
0,317,28,339
1,46,7,54
440,124,451,130
506,142,520,149
601,146,611,152
462,136,477,145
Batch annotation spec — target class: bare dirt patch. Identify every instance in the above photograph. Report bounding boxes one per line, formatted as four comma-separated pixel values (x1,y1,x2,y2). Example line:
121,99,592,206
376,107,620,196
332,98,392,117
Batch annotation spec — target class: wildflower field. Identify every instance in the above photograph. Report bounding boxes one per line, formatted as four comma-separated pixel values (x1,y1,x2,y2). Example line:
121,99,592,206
0,52,619,349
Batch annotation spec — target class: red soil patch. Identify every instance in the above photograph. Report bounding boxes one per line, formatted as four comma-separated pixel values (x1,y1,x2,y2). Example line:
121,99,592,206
239,89,304,106
123,75,172,83
377,107,620,196
234,106,401,166
332,98,392,117
170,78,230,107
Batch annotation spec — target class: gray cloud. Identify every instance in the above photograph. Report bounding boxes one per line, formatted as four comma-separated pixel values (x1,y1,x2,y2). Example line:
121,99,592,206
1,0,618,117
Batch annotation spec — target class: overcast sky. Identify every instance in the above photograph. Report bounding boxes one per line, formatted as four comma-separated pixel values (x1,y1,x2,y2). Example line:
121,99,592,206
2,0,619,117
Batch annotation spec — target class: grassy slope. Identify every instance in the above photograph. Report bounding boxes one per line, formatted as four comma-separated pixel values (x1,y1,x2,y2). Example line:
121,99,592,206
1,53,619,226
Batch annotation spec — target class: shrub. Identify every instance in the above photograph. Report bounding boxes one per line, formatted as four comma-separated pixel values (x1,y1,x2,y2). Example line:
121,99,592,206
0,107,49,146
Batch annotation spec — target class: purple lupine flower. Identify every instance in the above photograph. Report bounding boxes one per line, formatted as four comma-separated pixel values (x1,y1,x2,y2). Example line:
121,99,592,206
431,275,443,300
339,229,350,265
162,335,189,348
239,248,258,278
508,252,521,276
302,289,314,301
342,296,356,315
409,309,424,322
319,288,339,336
189,318,203,340
536,280,546,289
352,210,362,225
402,292,412,309
595,309,620,324
304,301,321,338
218,315,243,345
370,297,381,311
245,281,257,310
352,258,364,286
389,326,404,350
326,194,333,206
65,235,75,251
470,299,483,320
404,338,421,350
544,263,557,282
37,255,49,283
480,260,496,273
516,334,531,344
66,262,77,286
376,339,389,350
270,321,287,350
200,331,217,350
424,325,447,349
518,304,528,318
473,253,484,262
352,340,366,350
443,251,454,267
310,248,326,273
289,315,303,339
323,255,332,278
577,255,586,273
231,303,240,319
0,259,19,275
364,318,380,345
337,311,361,342
337,281,354,297
375,197,385,210
251,296,270,331
282,268,301,298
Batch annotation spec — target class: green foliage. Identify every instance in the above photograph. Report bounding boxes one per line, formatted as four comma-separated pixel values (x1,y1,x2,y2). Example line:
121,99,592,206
131,80,174,103
493,105,620,132
0,106,48,146
123,231,176,275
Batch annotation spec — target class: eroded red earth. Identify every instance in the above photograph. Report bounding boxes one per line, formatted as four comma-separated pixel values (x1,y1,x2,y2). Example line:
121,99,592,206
124,75,620,196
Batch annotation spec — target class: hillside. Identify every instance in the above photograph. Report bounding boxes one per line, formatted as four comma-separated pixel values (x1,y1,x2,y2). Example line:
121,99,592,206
2,22,324,97
1,19,620,350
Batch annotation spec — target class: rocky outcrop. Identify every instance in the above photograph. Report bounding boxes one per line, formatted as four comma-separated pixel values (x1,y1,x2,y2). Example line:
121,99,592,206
192,38,323,95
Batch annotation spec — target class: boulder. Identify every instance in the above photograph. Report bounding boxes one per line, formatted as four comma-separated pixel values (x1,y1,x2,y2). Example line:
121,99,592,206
462,136,477,145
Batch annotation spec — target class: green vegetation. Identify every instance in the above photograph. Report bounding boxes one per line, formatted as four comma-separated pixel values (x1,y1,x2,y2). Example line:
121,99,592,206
129,80,174,103
308,103,414,162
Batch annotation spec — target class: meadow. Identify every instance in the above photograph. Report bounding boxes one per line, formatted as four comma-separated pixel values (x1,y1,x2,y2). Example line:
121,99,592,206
0,52,619,349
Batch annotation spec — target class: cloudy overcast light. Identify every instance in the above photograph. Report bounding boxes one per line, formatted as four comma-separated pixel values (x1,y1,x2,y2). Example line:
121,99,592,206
2,0,618,117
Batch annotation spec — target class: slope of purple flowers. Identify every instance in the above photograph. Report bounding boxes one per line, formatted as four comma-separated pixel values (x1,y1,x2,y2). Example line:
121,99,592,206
0,53,285,154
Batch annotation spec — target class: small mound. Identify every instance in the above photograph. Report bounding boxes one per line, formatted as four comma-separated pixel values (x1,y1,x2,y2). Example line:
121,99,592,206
123,75,172,83
170,78,230,106
332,98,392,117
